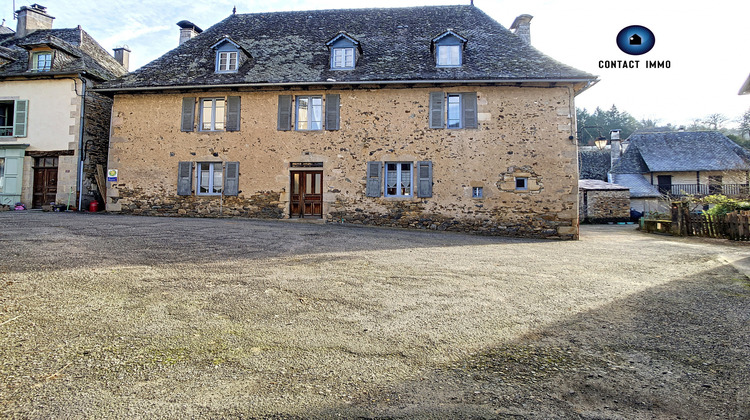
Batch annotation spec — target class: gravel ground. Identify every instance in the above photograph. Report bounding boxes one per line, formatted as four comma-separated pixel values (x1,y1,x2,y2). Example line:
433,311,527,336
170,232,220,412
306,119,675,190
0,211,748,419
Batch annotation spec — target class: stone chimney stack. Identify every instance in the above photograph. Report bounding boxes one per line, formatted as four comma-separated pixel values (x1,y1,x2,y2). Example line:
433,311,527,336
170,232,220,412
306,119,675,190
177,20,203,45
113,47,131,71
510,14,533,44
610,129,622,168
15,4,54,38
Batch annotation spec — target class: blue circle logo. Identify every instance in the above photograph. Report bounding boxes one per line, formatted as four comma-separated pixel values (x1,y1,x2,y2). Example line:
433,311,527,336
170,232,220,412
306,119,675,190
616,25,655,55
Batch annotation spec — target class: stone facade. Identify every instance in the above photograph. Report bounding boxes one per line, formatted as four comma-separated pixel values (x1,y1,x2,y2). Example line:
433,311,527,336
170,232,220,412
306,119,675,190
579,180,630,223
106,84,582,239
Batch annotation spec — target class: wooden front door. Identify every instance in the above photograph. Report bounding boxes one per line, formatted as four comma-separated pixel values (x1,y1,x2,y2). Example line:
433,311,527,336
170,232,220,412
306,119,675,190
290,171,323,218
32,157,58,208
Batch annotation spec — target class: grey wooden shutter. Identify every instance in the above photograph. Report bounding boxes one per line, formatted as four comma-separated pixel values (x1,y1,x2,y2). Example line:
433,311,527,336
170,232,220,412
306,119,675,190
365,161,382,197
277,95,292,131
13,100,28,137
177,161,193,195
181,97,195,132
226,96,241,131
325,94,340,130
429,92,444,129
417,161,433,198
462,92,478,129
224,161,239,196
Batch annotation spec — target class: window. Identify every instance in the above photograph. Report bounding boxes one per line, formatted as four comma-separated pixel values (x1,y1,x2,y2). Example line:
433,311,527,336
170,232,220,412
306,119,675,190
472,186,483,198
0,100,28,137
437,45,461,67
216,51,238,72
429,92,477,129
197,162,223,195
385,162,412,197
516,177,528,191
200,98,226,131
0,158,4,193
331,47,355,69
296,96,323,130
32,51,51,71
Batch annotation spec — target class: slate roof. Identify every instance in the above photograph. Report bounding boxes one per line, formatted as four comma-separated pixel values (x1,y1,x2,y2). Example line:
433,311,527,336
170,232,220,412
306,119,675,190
0,28,127,81
99,5,596,91
609,174,661,198
578,179,629,191
610,131,750,174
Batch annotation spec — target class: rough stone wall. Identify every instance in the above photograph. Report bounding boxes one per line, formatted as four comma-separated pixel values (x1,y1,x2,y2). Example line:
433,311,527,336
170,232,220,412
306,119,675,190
580,190,630,223
80,83,114,207
107,85,580,239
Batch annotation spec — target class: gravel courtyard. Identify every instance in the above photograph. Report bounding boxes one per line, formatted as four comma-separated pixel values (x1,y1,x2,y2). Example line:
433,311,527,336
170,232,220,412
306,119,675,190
1,212,749,419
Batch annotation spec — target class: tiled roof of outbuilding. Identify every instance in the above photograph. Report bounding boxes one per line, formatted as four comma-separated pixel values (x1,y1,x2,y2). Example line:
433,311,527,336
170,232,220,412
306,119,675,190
0,28,127,81
99,5,596,91
611,131,750,173
609,174,661,198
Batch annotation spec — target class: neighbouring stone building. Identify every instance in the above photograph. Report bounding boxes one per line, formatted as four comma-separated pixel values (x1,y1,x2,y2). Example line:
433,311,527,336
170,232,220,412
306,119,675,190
97,5,597,239
578,179,630,223
0,4,128,210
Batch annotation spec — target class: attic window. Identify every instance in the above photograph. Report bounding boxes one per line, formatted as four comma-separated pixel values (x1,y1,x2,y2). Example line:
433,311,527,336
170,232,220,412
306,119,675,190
432,30,467,68
331,47,354,69
211,37,245,74
217,51,238,72
326,32,360,70
32,51,51,71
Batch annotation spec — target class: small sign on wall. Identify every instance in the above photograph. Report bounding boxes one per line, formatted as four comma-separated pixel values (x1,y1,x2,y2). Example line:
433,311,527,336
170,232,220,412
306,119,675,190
107,169,118,182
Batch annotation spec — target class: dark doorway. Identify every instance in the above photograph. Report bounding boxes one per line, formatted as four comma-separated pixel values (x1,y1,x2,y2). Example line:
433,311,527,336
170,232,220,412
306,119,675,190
32,156,58,208
290,171,323,218
657,175,672,196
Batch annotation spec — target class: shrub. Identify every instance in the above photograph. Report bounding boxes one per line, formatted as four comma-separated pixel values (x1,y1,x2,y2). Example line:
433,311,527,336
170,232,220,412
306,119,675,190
701,195,750,217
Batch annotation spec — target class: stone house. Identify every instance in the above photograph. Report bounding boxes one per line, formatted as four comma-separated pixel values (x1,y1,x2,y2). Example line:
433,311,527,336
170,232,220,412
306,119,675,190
97,5,597,239
609,131,750,213
0,4,128,210
578,179,630,223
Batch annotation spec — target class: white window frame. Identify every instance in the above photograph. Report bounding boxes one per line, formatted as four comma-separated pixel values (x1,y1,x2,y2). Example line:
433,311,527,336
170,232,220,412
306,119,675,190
515,177,528,191
216,51,238,73
472,186,483,198
200,98,226,131
0,101,14,137
331,47,355,69
296,96,323,131
384,162,413,197
32,51,52,71
447,94,462,129
197,162,223,195
0,157,4,193
437,44,461,67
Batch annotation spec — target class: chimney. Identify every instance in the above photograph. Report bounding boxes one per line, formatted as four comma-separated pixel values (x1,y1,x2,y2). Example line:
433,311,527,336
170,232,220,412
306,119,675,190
113,46,131,71
610,129,622,168
177,20,203,45
15,4,54,38
510,14,533,44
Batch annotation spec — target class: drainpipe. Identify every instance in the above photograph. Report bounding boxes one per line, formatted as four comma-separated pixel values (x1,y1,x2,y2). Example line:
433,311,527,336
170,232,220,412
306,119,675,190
77,76,87,211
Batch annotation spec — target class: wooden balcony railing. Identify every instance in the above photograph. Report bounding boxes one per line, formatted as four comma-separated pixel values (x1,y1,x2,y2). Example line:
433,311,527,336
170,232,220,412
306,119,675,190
663,184,750,197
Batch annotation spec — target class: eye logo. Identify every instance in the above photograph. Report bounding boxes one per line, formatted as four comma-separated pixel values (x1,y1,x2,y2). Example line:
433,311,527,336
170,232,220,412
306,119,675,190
616,25,655,55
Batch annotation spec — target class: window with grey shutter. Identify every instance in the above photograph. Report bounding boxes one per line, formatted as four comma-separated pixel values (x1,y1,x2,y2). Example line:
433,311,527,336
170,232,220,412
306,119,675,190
181,97,195,132
177,161,193,195
417,161,433,197
226,96,241,131
366,161,382,197
462,92,478,129
429,92,444,129
13,100,28,137
325,94,340,130
277,95,292,131
224,161,239,196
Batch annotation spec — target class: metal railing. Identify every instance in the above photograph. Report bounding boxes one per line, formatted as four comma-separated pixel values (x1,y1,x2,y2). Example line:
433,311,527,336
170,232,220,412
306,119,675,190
664,184,750,197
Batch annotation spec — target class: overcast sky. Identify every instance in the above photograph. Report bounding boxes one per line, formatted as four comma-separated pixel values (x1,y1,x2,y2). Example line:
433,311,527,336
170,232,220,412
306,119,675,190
3,0,748,129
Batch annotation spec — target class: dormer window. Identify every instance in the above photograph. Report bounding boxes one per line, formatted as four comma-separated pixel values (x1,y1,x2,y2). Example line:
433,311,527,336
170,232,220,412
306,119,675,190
210,37,248,74
326,32,361,70
32,51,52,71
432,30,467,68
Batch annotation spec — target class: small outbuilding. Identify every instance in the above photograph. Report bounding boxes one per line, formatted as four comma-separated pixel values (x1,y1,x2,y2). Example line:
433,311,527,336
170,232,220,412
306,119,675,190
579,179,630,223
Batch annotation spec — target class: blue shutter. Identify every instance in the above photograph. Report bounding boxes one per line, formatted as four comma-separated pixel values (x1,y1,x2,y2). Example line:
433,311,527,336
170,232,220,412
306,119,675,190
417,161,433,198
366,161,382,197
226,96,241,131
325,94,340,130
462,92,478,129
429,92,444,129
277,95,292,131
177,161,193,195
181,97,195,132
224,161,239,196
13,100,28,137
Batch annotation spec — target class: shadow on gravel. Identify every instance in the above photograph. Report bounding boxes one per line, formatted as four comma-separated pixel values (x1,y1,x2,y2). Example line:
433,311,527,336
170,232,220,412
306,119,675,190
0,212,542,273
320,264,750,419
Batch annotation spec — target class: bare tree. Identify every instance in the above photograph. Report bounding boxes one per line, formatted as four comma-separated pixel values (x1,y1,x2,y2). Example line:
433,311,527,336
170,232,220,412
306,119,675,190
702,113,728,131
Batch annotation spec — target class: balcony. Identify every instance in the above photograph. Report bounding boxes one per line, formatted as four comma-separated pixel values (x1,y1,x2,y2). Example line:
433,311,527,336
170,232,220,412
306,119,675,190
662,184,750,197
